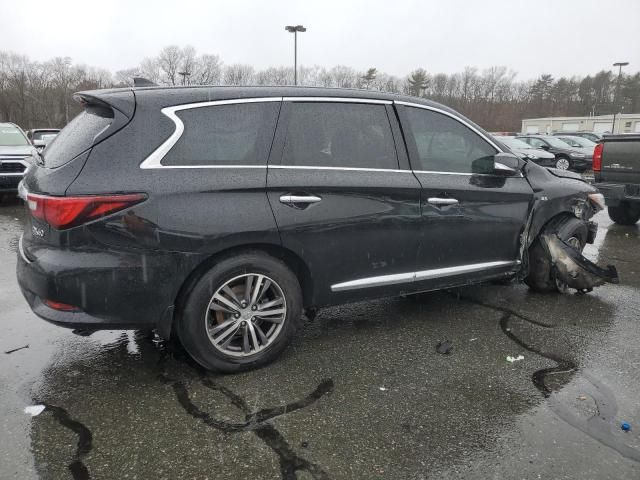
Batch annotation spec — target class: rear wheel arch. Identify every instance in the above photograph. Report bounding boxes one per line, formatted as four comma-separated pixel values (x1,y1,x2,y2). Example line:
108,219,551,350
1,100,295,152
169,243,314,336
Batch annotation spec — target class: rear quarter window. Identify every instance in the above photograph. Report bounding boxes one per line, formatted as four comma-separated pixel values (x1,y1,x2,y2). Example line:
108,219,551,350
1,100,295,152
162,102,280,166
44,106,113,168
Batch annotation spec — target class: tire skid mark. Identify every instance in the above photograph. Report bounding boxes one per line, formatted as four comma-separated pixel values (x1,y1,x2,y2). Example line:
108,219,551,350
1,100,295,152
157,347,333,479
37,403,93,480
455,292,640,463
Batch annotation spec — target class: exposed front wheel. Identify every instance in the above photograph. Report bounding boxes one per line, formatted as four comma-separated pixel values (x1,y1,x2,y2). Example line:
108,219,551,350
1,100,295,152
525,217,587,293
177,252,303,372
554,156,571,170
608,202,640,225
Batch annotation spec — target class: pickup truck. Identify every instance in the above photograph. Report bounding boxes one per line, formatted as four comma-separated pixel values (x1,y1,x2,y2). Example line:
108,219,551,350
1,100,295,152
594,134,640,225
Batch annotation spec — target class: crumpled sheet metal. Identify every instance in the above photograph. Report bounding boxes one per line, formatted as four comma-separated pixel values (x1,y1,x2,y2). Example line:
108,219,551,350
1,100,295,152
542,234,619,292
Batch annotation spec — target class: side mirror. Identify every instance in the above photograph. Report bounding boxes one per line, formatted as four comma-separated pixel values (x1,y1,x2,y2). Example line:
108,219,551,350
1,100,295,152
539,144,550,150
32,139,45,147
492,152,523,175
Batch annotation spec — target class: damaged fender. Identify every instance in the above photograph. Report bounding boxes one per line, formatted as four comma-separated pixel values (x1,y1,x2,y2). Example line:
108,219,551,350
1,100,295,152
541,233,619,292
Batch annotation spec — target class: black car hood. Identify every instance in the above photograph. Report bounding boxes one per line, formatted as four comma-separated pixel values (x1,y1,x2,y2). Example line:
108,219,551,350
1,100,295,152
545,167,584,182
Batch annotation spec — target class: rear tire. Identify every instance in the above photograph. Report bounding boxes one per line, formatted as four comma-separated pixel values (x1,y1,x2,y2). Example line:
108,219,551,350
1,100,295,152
525,217,588,293
608,202,640,225
177,251,303,372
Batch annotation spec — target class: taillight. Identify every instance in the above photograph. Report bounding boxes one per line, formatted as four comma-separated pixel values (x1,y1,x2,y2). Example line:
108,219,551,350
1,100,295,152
27,193,146,229
593,143,603,172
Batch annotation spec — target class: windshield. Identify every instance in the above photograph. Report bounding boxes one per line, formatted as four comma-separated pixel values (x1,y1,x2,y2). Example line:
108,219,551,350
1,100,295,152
0,125,29,146
559,136,595,147
500,137,532,149
545,137,573,148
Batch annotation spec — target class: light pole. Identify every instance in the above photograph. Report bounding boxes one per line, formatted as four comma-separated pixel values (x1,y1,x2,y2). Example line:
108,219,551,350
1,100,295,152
285,25,306,85
612,61,629,133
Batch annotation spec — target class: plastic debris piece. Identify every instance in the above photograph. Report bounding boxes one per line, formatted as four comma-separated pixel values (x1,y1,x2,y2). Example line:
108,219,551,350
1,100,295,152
469,338,478,342
436,340,453,355
24,405,46,416
577,395,588,401
379,387,387,391
621,422,631,431
4,344,29,354
506,355,524,363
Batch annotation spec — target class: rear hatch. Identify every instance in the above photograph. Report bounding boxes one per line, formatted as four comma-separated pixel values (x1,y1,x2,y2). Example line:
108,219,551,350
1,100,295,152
21,89,136,252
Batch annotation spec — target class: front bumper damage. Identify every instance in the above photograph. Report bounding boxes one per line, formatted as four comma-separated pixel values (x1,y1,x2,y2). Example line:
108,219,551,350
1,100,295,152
542,233,619,292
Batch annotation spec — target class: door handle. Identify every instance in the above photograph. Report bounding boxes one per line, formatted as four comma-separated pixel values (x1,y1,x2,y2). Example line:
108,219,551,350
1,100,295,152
427,197,459,206
279,194,322,205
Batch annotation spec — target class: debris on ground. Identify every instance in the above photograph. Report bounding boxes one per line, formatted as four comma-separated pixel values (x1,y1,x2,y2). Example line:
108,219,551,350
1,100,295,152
469,338,478,342
621,422,632,432
506,355,525,363
4,344,29,354
379,387,387,391
24,405,46,417
577,395,588,401
436,340,453,355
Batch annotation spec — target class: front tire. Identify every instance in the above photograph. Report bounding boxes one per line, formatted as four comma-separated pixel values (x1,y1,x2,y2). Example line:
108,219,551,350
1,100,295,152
554,156,571,171
177,251,303,372
525,217,587,293
608,202,640,225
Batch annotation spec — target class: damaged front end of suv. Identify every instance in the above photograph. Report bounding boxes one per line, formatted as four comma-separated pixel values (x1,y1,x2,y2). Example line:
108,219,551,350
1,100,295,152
520,163,619,293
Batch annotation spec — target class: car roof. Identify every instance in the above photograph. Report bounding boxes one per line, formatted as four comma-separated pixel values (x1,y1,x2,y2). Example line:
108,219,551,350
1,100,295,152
77,84,457,113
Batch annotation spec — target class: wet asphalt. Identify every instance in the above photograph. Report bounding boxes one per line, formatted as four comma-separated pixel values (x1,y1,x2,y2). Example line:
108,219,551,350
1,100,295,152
1,194,639,480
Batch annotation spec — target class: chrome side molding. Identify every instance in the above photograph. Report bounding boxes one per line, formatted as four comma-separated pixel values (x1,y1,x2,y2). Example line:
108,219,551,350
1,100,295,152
331,260,518,292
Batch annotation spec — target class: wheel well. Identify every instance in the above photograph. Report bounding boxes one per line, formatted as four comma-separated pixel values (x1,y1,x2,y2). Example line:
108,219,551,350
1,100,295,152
171,244,314,331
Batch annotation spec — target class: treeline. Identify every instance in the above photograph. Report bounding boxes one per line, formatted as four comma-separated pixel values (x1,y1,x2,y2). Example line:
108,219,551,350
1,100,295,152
1,46,639,132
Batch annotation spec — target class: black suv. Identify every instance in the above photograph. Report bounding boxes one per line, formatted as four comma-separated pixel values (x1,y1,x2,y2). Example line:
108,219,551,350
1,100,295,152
516,135,592,172
17,86,604,371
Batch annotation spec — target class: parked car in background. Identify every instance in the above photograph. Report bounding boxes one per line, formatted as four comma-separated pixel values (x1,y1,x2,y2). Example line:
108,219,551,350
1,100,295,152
495,136,556,167
26,128,61,151
0,123,36,202
17,86,605,372
593,134,640,224
552,131,603,143
555,135,596,150
516,135,591,171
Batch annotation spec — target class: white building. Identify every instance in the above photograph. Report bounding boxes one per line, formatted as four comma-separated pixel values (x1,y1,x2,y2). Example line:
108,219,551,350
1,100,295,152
521,113,640,135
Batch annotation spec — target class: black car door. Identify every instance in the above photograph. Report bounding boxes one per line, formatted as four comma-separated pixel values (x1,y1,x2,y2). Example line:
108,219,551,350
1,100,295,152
396,102,534,291
266,99,423,305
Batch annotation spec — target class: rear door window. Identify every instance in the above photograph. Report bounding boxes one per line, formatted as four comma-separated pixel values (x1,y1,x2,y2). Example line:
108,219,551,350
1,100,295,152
44,107,113,168
162,102,280,166
280,102,398,169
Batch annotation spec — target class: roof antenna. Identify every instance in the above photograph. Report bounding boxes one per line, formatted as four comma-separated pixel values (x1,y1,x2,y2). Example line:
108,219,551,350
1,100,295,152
133,77,158,87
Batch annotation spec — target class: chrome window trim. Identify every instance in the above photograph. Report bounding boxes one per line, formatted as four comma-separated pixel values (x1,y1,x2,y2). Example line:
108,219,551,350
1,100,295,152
393,100,504,152
139,96,392,170
283,96,392,105
331,260,518,292
139,97,283,170
270,165,409,173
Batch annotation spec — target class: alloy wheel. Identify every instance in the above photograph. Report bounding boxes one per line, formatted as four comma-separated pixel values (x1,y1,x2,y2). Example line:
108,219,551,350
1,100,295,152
555,158,570,170
205,273,287,357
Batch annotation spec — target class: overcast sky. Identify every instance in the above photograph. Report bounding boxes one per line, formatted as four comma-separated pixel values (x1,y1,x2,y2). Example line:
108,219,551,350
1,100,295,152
2,0,639,80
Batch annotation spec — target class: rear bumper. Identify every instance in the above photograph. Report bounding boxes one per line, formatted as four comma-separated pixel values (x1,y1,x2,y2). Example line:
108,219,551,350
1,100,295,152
16,235,182,330
594,182,640,207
